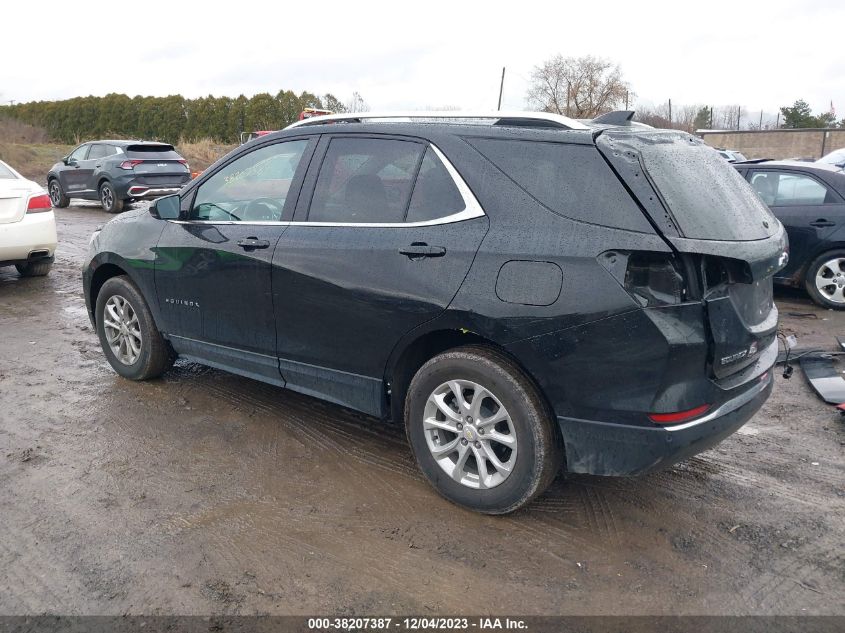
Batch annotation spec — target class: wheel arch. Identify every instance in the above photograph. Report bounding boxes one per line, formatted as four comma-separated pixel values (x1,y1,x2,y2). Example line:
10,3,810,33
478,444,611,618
385,327,554,429
87,256,161,329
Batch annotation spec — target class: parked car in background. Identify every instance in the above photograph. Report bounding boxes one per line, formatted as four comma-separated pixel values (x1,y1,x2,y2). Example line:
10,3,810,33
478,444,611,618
716,148,748,163
84,111,784,514
734,160,845,308
48,141,191,213
817,148,845,169
0,159,57,277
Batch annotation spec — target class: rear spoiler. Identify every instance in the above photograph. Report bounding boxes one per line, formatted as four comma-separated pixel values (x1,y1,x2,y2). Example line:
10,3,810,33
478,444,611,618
733,158,773,165
591,110,636,126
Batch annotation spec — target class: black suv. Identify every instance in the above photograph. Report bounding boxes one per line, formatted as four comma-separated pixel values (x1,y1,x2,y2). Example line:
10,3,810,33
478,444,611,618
733,160,845,309
82,112,786,514
48,140,191,213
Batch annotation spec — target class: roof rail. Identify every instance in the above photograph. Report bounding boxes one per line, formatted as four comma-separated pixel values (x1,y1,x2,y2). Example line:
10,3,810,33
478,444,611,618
284,110,589,131
591,110,636,126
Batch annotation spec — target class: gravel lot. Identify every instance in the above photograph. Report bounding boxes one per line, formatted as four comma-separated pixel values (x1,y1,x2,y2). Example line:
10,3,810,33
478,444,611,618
0,204,843,616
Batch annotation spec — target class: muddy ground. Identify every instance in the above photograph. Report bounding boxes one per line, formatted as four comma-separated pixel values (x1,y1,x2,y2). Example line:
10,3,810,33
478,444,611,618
0,204,843,616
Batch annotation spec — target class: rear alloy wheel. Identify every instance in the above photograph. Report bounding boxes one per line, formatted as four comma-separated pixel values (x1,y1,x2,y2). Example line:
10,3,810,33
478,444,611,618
99,181,124,213
48,179,69,208
405,345,561,514
806,250,845,310
96,276,175,379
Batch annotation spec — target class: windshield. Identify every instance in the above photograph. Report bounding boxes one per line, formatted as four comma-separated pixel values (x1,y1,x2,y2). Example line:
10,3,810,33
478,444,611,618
635,132,777,241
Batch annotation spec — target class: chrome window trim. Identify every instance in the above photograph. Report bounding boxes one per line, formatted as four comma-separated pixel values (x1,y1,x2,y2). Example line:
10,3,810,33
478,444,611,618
172,142,485,228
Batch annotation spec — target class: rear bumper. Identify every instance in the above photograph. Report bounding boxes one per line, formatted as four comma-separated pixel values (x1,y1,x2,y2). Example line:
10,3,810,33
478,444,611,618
0,211,57,263
557,370,773,476
125,186,182,199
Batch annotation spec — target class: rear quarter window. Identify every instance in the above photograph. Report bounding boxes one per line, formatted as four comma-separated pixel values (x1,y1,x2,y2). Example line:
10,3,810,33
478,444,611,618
466,138,653,233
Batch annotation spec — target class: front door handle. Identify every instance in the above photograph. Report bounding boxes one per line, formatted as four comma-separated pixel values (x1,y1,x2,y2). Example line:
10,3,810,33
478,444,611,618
810,219,835,228
237,237,270,250
399,242,446,259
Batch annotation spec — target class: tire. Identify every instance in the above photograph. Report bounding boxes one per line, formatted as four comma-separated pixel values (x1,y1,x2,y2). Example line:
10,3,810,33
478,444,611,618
805,249,845,310
404,345,562,514
15,260,52,277
48,179,69,208
95,275,175,380
99,181,123,213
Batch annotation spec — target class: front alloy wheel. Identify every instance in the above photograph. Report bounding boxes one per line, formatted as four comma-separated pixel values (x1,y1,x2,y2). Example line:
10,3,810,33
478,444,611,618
102,295,143,365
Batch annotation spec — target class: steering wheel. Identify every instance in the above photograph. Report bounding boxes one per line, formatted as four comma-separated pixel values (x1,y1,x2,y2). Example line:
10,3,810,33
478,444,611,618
242,197,284,222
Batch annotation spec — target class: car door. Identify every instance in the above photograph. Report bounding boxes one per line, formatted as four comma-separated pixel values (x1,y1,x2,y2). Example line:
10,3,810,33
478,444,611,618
272,135,489,415
747,169,845,281
60,144,93,194
84,143,110,191
154,136,316,384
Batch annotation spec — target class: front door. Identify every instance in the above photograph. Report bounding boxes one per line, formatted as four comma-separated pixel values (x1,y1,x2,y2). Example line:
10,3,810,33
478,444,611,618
60,144,94,195
747,169,845,281
154,137,316,384
272,136,488,414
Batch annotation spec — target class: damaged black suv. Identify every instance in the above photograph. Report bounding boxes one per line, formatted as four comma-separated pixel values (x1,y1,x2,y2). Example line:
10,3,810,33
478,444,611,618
82,111,786,514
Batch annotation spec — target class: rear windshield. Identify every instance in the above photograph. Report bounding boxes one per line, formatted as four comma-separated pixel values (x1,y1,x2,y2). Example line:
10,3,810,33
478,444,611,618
126,144,182,160
636,133,777,241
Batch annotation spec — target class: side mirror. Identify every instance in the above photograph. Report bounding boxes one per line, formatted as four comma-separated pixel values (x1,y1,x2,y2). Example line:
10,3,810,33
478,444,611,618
64,156,76,166
150,195,181,220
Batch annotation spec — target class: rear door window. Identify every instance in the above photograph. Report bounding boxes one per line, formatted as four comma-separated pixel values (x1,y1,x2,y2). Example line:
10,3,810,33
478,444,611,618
466,138,653,232
308,137,424,223
749,170,834,206
406,148,465,223
87,144,109,161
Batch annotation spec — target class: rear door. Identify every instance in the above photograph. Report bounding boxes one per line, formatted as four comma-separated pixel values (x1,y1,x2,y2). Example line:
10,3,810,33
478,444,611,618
272,135,488,414
60,144,93,194
154,137,316,384
746,168,845,282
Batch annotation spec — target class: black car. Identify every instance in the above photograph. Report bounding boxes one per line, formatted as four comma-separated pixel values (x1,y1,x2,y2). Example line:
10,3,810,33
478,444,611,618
734,160,845,308
48,140,191,213
82,111,786,514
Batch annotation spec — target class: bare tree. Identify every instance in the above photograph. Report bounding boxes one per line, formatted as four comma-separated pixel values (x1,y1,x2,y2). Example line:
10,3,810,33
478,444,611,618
346,92,369,113
526,55,631,118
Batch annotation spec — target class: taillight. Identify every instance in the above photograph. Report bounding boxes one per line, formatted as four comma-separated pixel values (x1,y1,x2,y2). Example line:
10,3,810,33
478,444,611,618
648,404,711,425
624,253,687,307
26,194,52,213
178,159,189,168
119,160,144,170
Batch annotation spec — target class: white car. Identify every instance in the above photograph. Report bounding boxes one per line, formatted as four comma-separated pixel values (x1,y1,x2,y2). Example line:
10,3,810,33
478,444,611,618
0,159,57,276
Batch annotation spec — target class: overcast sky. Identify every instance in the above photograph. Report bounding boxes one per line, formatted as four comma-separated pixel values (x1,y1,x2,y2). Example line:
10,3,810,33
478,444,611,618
1,0,843,118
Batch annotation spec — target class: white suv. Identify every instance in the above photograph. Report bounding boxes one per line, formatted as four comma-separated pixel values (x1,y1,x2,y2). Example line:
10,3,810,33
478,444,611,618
0,159,57,276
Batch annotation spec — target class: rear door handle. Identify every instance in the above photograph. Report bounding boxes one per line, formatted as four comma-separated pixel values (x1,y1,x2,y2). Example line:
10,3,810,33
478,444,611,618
810,219,835,228
399,242,446,258
237,237,270,250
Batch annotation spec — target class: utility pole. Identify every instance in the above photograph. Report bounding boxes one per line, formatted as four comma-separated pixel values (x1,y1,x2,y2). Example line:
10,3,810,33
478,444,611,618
709,106,713,129
776,112,780,128
759,109,763,129
497,67,505,111
625,90,629,109
668,99,672,126
566,82,571,117
737,106,741,130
